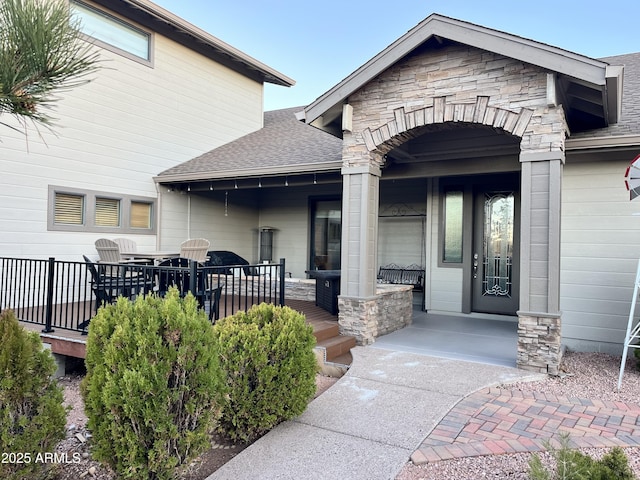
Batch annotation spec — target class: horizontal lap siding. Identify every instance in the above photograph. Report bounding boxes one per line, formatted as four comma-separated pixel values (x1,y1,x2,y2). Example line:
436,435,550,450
427,187,463,312
1,28,263,259
560,159,640,353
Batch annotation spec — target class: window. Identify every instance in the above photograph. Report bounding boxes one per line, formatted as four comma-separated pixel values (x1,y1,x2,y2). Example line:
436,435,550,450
48,186,155,234
130,202,152,229
54,193,84,225
310,199,341,271
70,0,152,63
442,189,463,263
95,197,120,227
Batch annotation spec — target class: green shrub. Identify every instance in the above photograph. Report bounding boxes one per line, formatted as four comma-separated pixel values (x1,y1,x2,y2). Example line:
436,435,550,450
81,289,223,480
529,433,636,480
212,303,318,442
0,309,67,480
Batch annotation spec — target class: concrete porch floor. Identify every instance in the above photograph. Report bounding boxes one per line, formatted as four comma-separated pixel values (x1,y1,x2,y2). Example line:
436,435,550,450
371,309,519,367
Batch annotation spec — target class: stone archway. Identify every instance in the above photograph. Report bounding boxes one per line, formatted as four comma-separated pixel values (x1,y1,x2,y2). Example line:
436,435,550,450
338,94,567,374
360,96,533,155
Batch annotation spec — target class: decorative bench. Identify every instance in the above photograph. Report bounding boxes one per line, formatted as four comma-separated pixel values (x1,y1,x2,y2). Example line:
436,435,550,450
377,263,425,292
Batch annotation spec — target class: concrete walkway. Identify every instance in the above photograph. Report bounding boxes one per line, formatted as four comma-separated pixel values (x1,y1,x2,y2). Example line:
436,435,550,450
206,346,544,480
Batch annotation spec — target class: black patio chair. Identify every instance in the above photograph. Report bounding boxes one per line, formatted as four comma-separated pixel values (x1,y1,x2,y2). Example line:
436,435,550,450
82,255,154,317
157,257,223,322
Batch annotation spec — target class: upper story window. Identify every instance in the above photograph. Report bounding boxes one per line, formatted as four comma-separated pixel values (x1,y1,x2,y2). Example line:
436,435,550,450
70,0,152,64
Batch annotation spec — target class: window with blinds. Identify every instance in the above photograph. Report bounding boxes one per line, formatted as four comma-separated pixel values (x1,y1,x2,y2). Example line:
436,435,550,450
54,193,84,225
131,201,151,229
95,198,120,227
48,186,155,234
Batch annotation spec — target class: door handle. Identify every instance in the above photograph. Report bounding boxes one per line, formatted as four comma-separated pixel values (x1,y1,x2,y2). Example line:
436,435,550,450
473,253,478,279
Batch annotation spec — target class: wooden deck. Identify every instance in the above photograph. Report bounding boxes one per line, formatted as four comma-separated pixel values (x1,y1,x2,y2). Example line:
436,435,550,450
18,297,342,361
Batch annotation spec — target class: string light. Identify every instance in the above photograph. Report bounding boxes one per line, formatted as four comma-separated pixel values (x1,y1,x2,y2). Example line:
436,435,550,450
258,178,262,188
209,183,213,191
224,191,228,217
285,176,288,187
234,180,238,189
313,173,317,184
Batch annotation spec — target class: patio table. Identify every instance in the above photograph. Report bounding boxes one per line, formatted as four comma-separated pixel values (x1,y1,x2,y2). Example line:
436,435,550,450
120,251,180,264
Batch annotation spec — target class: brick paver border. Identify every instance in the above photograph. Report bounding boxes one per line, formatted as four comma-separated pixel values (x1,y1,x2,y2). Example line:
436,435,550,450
411,388,640,464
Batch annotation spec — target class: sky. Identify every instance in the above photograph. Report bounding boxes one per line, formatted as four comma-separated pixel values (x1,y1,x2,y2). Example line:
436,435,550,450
152,1,639,111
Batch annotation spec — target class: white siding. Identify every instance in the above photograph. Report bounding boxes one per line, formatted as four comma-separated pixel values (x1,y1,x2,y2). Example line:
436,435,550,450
158,191,259,262
259,185,342,278
0,17,263,260
560,159,640,354
426,187,464,312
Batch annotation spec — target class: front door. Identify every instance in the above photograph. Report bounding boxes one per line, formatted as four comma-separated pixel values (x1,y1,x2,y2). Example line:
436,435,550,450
471,186,520,315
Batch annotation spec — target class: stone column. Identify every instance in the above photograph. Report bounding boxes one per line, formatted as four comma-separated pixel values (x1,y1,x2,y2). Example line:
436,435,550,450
337,149,383,344
517,150,564,374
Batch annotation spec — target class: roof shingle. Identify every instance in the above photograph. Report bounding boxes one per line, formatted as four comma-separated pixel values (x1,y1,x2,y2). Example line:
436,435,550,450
156,107,342,180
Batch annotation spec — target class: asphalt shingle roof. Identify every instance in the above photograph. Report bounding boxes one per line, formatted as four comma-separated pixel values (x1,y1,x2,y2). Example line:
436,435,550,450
159,52,640,182
157,107,342,180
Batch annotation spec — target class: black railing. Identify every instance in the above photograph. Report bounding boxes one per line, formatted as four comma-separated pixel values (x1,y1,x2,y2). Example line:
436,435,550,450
0,257,286,334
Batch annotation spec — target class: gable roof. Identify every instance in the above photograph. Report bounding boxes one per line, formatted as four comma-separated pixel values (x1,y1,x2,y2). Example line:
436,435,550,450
91,0,294,87
155,107,343,184
300,13,623,135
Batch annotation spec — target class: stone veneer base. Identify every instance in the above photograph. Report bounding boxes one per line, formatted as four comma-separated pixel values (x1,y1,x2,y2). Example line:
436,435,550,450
337,284,413,345
517,312,562,375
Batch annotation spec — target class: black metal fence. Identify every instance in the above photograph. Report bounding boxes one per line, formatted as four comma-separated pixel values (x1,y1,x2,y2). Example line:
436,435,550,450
0,256,285,334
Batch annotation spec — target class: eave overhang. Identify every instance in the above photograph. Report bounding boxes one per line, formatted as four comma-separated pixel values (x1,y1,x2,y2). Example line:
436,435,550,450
90,0,294,87
154,161,343,184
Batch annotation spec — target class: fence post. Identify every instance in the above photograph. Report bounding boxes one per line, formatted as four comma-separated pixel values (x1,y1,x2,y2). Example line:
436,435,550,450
279,258,285,306
42,257,55,333
189,260,197,297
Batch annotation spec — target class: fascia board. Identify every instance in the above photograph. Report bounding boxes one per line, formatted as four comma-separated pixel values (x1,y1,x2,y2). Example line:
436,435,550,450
154,162,343,183
124,0,295,86
566,134,640,151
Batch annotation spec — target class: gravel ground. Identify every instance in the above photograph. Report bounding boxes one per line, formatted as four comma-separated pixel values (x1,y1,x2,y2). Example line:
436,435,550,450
52,373,338,479
396,351,640,480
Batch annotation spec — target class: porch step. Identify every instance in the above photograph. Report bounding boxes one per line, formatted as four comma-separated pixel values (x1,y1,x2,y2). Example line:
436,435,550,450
318,334,356,361
311,320,340,342
314,334,356,378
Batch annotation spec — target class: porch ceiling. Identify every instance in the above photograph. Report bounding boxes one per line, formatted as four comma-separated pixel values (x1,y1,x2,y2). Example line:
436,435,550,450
386,125,521,164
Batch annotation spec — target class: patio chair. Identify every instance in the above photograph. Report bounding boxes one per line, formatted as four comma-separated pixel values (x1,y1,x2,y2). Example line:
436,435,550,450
180,238,210,263
113,238,138,259
83,255,153,311
95,239,150,275
81,256,153,329
95,238,121,263
157,257,222,322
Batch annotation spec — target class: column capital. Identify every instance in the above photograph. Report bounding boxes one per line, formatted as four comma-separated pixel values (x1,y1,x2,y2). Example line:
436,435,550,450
341,164,382,176
520,150,565,163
